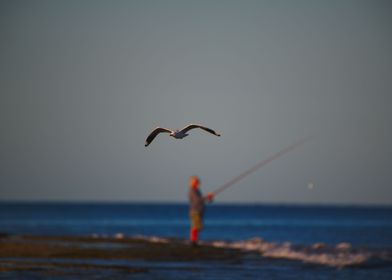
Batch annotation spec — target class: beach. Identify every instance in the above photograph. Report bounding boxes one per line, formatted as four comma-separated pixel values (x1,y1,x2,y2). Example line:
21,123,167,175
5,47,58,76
0,234,246,278
1,233,392,279
1,203,392,279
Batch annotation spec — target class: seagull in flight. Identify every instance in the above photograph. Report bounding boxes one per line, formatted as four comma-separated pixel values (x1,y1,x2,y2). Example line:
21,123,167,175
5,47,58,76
145,124,221,147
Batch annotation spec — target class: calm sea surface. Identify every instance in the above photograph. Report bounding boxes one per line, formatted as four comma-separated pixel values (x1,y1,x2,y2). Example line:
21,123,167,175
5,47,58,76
1,202,391,279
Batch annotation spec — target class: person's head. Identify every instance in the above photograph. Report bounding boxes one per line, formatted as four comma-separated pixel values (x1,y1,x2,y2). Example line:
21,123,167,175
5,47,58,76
189,176,200,189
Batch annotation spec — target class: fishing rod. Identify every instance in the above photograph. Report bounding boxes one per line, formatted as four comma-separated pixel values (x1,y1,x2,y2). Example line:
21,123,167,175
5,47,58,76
211,137,311,197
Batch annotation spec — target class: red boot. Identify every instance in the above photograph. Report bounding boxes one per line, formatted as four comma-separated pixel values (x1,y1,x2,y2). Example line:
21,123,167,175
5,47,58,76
190,228,199,246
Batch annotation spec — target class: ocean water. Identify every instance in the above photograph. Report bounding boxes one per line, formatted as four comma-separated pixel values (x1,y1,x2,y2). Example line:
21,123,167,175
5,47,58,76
1,202,392,279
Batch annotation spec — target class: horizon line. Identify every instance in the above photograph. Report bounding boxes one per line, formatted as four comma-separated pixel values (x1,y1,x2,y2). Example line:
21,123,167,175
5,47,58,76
0,199,391,208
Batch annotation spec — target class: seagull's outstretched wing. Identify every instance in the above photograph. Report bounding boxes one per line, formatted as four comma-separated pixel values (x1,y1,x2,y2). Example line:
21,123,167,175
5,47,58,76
145,127,172,147
180,124,221,137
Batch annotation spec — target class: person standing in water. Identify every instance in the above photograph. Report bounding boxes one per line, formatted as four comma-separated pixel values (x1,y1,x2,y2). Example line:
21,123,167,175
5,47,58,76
188,176,214,246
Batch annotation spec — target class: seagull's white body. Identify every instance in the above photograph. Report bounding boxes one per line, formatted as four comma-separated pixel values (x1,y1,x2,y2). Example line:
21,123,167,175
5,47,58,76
145,124,220,147
170,130,189,139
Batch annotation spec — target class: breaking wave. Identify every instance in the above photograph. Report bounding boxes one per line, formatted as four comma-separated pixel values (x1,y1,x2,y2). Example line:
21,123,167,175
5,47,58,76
92,233,392,268
209,238,392,267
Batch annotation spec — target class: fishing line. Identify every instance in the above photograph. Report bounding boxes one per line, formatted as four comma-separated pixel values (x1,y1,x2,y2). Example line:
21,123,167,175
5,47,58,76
211,137,311,196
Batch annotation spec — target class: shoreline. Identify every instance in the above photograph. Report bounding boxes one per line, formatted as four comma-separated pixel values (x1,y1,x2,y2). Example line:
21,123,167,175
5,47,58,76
0,234,245,275
1,233,391,278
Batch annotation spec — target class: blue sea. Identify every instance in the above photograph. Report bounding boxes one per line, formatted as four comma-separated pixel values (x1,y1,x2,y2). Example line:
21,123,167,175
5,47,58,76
1,202,392,279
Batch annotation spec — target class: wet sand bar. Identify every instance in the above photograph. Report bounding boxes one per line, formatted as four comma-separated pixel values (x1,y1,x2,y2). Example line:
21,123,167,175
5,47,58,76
0,234,244,276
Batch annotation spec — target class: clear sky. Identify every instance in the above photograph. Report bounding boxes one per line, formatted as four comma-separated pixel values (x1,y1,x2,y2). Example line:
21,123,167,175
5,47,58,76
1,0,391,204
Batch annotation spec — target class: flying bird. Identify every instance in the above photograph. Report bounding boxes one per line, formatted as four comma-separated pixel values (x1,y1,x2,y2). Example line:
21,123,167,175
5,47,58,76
145,124,221,147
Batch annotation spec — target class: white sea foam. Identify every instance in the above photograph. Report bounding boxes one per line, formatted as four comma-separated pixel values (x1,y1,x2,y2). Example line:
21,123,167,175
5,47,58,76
89,233,387,267
114,233,125,239
133,235,169,243
90,233,169,243
210,238,372,267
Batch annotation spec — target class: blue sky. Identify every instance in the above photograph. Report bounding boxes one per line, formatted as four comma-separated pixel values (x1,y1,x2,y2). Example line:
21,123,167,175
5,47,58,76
1,0,391,204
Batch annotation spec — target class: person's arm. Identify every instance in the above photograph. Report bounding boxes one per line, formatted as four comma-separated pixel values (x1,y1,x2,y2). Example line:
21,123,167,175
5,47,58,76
204,192,214,203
